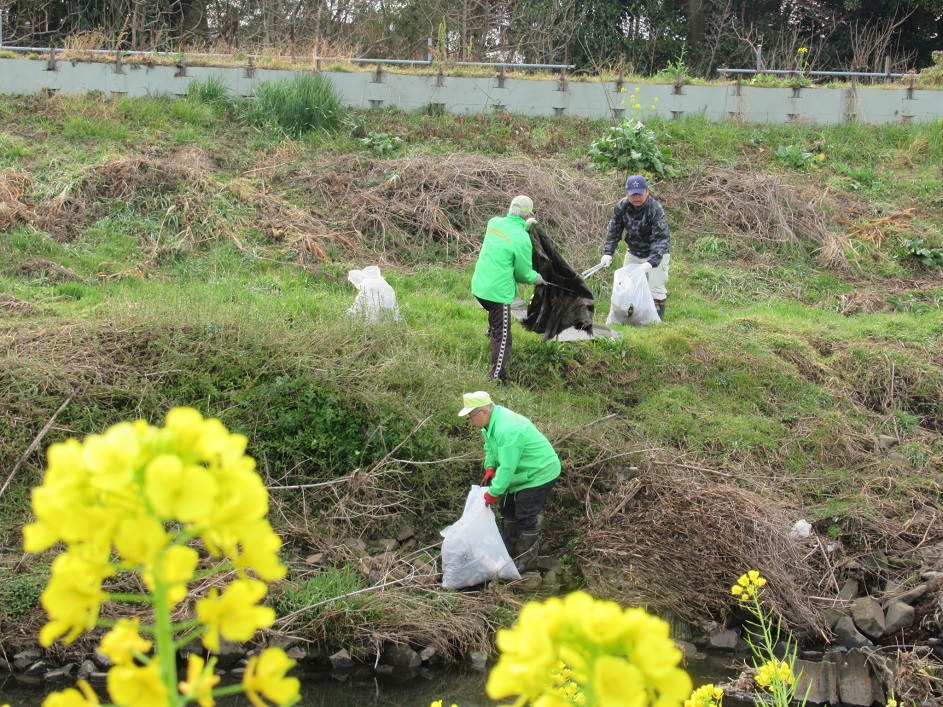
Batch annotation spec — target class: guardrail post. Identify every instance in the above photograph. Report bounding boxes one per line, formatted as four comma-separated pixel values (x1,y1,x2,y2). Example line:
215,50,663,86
246,55,255,79
884,55,891,84
615,70,624,93
906,71,916,99
115,50,124,74
735,75,741,97
175,54,187,77
557,67,568,92
436,65,445,87
497,65,506,89
47,47,58,72
673,69,683,95
373,62,384,83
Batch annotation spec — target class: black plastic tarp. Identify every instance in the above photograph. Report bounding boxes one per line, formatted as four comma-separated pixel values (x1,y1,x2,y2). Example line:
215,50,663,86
521,223,595,341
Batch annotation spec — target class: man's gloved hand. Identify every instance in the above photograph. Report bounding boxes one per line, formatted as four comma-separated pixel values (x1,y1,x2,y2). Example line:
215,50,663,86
525,217,538,232
534,273,547,286
484,490,500,507
480,467,496,485
600,254,613,267
639,262,653,274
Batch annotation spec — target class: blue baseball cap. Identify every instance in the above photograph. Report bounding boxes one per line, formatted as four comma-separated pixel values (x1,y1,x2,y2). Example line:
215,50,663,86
625,175,648,194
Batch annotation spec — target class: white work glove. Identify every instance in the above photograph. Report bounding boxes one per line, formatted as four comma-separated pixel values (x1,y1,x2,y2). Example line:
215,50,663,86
639,262,653,274
534,273,547,286
525,217,538,232
600,254,613,268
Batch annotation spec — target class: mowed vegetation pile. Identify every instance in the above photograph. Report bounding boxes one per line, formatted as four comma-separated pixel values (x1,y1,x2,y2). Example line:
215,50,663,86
0,88,941,669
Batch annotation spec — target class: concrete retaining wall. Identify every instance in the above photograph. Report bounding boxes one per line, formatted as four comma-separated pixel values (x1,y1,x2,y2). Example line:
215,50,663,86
1,57,941,125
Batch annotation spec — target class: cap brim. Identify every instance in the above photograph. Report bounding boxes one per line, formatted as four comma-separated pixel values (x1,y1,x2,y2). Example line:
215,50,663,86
627,189,646,195
458,407,474,417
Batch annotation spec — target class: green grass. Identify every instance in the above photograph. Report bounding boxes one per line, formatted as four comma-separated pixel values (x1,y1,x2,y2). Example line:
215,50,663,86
1,93,942,614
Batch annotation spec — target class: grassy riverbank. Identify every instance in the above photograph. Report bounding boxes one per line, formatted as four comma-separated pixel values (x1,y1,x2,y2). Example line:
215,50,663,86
1,90,942,671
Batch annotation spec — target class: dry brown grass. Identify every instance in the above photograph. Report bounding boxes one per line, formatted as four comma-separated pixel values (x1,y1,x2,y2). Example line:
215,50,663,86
297,152,611,265
570,463,833,639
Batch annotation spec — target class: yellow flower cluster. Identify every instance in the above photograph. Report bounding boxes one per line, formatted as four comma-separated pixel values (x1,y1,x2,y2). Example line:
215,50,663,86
486,591,692,707
24,407,286,648
754,659,794,691
730,570,766,603
620,86,659,111
26,408,300,707
684,683,724,707
550,663,587,706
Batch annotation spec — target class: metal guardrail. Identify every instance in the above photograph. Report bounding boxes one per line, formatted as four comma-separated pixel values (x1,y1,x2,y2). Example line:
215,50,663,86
718,68,912,79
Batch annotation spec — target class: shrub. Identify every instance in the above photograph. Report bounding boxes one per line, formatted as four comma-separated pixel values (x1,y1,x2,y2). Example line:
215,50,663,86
246,74,346,137
587,119,676,176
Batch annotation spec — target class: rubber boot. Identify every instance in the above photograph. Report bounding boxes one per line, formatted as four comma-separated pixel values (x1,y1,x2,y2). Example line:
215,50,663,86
653,299,666,320
516,531,540,573
500,518,521,557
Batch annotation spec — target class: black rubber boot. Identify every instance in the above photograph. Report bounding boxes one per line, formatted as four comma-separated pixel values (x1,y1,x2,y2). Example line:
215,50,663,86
516,531,540,573
654,299,666,320
500,518,521,556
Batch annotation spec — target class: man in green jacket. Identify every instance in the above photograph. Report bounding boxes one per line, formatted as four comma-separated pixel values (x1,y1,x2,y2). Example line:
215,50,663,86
459,390,561,572
471,195,546,383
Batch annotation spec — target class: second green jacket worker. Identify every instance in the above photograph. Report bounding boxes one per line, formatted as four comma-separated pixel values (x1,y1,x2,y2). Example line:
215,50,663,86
471,213,539,304
482,405,561,497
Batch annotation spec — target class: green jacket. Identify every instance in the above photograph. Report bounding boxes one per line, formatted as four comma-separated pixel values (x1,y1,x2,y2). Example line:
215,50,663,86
470,214,538,304
482,406,561,496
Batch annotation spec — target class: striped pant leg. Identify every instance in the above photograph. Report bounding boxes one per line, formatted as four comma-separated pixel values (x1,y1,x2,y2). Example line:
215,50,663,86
487,302,512,382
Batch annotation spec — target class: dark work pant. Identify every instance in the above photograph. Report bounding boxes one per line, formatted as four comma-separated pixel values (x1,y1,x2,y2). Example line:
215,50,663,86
500,478,557,533
476,297,512,382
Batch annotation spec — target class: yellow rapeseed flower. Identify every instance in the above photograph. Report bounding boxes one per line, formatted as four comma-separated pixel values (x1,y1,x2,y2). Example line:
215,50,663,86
142,544,200,606
685,683,724,707
107,662,167,707
99,618,153,666
179,655,221,707
39,552,113,646
197,579,276,652
242,648,300,707
487,591,692,706
731,570,766,602
754,659,794,691
42,681,100,707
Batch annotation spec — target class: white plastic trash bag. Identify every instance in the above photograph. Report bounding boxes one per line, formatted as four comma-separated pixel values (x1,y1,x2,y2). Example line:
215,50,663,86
348,266,401,322
440,485,521,589
606,263,660,326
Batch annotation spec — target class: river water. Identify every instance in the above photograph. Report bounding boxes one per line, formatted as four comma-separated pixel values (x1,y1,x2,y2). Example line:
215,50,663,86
0,651,749,707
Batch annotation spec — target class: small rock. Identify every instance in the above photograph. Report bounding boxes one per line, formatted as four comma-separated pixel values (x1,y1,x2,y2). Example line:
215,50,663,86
381,643,421,669
883,600,915,634
850,596,886,639
341,537,367,553
77,660,98,680
834,615,874,649
419,646,441,667
839,578,860,601
328,649,353,672
305,553,325,566
396,525,416,542
706,628,739,651
895,583,929,605
838,649,874,706
373,664,395,675
822,608,847,629
535,556,563,573
877,434,898,450
795,658,838,705
23,661,53,676
376,538,400,552
91,652,113,670
467,651,488,672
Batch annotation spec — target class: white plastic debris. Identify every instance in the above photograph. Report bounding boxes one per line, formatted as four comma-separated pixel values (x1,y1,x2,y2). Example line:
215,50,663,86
789,519,813,538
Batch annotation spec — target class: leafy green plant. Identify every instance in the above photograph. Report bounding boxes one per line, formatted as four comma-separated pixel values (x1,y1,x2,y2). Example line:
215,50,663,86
655,47,687,83
776,143,814,170
897,238,943,268
360,131,405,156
246,74,347,137
587,119,676,176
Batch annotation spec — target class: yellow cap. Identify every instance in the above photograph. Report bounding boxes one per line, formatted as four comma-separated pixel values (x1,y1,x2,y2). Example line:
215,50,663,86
458,391,492,417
